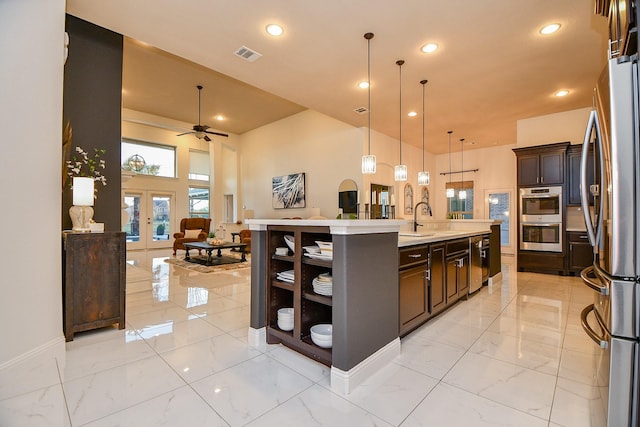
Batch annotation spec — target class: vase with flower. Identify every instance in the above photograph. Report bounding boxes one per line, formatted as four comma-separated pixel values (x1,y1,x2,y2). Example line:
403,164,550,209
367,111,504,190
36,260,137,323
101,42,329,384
66,146,107,231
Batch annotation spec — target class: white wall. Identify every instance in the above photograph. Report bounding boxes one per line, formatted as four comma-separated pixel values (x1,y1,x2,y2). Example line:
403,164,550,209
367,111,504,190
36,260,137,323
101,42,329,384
517,107,592,147
0,0,66,365
241,110,363,219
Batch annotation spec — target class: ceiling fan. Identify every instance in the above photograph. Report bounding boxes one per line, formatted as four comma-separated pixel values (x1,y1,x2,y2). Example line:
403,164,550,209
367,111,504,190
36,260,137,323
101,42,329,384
177,85,229,141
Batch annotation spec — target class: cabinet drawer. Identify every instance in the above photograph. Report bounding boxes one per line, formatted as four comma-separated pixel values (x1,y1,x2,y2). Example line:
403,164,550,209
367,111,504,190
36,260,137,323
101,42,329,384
399,245,428,268
567,231,589,242
446,239,469,255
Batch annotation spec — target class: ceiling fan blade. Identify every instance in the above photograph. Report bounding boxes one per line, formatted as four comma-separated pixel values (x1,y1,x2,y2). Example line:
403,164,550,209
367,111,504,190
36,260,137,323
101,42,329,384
204,130,229,137
204,135,211,142
176,131,195,136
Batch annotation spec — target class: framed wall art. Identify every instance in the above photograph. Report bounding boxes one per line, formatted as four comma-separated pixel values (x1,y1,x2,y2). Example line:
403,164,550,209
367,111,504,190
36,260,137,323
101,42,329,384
272,172,306,209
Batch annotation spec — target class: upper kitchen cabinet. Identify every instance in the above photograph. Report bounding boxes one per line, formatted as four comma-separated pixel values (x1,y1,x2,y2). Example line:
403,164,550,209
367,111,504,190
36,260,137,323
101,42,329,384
513,142,570,187
567,143,595,206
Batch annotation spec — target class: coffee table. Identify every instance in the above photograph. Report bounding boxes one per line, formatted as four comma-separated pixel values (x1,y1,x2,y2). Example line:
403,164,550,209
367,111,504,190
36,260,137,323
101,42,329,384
183,241,248,266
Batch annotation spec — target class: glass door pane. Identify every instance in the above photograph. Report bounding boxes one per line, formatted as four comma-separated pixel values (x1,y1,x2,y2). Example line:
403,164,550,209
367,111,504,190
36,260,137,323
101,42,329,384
148,193,174,249
123,193,145,250
486,190,513,254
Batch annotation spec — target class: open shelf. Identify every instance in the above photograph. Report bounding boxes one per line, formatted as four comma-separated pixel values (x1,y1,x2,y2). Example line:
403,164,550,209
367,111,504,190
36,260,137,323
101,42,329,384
302,291,332,306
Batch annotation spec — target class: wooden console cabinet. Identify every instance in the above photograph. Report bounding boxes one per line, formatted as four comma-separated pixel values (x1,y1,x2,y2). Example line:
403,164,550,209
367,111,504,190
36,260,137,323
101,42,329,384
62,231,126,341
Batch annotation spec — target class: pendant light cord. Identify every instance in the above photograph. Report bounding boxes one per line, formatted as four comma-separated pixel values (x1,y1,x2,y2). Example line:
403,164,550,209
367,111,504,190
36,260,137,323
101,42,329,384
365,33,374,155
448,131,453,187
397,60,404,162
421,80,427,170
460,138,464,185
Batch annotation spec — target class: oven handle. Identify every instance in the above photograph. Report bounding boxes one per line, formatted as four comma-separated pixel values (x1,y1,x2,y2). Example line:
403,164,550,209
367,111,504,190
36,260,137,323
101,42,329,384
522,194,556,198
580,265,609,295
521,223,561,227
581,304,609,348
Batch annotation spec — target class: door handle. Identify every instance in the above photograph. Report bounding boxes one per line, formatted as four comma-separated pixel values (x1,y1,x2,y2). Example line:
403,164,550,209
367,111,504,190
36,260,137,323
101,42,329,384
580,266,608,295
425,269,431,281
580,304,608,348
456,258,464,268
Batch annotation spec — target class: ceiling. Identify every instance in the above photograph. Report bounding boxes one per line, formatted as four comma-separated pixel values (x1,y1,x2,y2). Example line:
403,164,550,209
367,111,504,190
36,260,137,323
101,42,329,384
66,0,609,154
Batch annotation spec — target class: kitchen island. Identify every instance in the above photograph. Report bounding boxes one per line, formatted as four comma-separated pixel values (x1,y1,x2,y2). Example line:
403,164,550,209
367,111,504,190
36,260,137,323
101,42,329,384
247,219,500,394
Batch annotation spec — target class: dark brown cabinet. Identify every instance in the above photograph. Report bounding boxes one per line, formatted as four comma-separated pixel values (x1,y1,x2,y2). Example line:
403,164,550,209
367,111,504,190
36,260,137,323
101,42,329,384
62,231,126,341
567,231,594,274
399,245,428,336
514,142,569,187
567,143,595,206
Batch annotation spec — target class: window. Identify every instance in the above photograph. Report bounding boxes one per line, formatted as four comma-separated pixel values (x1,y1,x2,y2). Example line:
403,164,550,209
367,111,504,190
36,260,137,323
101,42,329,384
121,140,176,177
488,192,510,246
189,150,209,181
446,180,474,219
189,187,209,218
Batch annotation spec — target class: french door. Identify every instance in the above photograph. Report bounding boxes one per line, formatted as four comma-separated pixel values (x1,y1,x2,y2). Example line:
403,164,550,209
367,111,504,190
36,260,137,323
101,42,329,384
122,190,175,250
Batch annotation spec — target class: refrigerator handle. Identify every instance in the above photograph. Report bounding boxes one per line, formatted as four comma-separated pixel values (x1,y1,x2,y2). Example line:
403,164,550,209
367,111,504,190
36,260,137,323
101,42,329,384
580,265,609,295
580,304,609,349
580,110,599,247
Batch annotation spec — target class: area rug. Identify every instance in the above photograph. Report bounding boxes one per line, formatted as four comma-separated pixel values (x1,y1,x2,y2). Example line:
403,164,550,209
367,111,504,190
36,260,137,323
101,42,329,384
164,254,251,273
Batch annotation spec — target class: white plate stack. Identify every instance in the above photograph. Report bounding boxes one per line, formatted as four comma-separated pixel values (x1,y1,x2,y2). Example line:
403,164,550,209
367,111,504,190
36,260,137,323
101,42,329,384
312,273,332,296
276,269,294,283
275,247,288,256
277,307,294,331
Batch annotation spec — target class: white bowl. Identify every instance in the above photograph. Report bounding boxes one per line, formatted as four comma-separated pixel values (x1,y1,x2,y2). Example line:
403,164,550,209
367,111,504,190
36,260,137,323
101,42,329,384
284,235,295,253
277,307,294,317
277,319,293,331
310,324,332,348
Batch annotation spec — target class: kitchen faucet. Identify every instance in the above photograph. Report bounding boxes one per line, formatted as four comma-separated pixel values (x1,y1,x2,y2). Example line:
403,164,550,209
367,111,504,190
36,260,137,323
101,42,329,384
413,201,432,232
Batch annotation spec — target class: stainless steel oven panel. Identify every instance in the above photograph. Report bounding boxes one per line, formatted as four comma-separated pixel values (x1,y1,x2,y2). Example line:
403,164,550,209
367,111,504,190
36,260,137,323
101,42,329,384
520,186,562,223
520,222,563,252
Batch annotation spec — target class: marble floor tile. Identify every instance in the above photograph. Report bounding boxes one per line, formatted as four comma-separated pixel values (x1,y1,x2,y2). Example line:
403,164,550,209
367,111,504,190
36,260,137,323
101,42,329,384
136,316,226,353
62,355,186,425
160,333,262,383
443,352,556,419
558,348,602,386
198,305,251,332
0,353,61,400
0,384,70,427
126,303,199,329
266,344,331,383
191,354,314,426
395,333,465,380
400,382,547,427
412,317,484,350
82,385,229,427
550,377,607,427
339,362,438,425
486,314,564,348
469,330,561,375
246,384,392,427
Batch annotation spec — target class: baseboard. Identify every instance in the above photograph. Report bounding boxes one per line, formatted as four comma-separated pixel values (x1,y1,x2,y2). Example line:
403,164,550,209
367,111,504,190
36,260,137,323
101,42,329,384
0,335,66,372
248,326,266,347
330,337,401,395
488,271,503,286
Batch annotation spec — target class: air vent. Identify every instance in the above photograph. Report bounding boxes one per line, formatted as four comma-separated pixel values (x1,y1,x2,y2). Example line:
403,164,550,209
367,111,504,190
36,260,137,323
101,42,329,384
354,107,369,114
234,46,263,62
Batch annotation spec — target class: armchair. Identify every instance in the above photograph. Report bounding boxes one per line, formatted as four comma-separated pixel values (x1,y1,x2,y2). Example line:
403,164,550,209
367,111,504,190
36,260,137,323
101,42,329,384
173,217,212,255
239,229,251,253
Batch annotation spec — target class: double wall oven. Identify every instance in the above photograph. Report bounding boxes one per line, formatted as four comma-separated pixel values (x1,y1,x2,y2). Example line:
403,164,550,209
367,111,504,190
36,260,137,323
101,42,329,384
519,186,563,252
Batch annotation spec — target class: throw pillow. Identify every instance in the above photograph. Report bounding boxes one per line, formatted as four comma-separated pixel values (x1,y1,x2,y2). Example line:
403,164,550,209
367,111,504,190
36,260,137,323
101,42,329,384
184,229,202,239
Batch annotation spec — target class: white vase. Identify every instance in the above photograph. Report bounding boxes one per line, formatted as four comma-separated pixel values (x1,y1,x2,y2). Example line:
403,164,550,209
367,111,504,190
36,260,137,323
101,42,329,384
69,205,94,232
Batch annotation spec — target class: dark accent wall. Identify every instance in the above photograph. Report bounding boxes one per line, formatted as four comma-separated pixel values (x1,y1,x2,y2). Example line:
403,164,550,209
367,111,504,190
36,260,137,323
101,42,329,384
63,15,123,231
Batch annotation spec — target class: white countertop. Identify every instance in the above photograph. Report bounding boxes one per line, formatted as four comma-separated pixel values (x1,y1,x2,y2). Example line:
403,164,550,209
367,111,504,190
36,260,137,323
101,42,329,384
398,229,490,247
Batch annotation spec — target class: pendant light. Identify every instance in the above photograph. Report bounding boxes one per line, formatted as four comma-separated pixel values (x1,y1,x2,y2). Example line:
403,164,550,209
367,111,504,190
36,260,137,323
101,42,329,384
418,79,430,186
361,32,376,174
459,138,466,200
394,59,408,181
446,131,455,198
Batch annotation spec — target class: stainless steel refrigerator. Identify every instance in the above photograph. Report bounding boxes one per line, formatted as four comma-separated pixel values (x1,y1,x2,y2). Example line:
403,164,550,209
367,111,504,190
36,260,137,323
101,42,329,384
580,54,640,426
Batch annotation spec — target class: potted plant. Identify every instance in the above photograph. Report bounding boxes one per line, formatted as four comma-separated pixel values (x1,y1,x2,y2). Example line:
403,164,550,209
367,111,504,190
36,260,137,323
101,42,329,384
206,231,216,244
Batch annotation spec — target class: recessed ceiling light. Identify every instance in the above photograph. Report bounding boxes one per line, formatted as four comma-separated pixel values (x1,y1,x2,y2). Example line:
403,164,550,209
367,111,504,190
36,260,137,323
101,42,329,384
215,115,224,121
266,24,284,36
540,23,561,35
358,81,369,89
408,111,417,117
420,43,438,53
555,89,570,97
